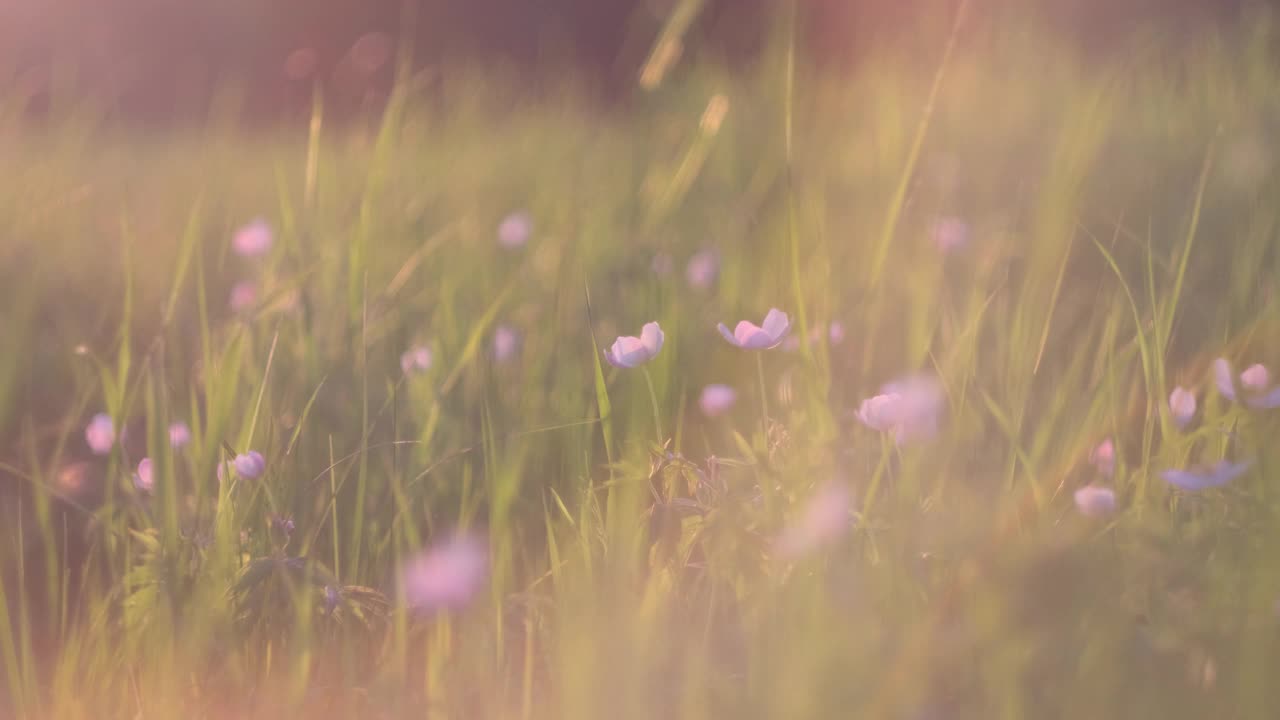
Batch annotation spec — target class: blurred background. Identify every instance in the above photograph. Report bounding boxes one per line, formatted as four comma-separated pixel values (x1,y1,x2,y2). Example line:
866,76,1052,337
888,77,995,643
0,0,1265,124
7,1,1280,718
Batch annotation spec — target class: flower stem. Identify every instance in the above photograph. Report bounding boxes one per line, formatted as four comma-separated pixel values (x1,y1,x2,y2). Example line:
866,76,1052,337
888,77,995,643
756,353,770,451
641,366,664,444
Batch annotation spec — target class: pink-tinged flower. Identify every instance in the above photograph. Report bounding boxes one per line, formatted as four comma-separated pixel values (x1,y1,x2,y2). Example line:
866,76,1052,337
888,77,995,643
400,533,489,611
133,457,154,493
1213,358,1234,397
234,451,266,479
492,325,520,363
497,211,532,249
229,281,258,312
828,322,846,345
1242,363,1270,391
855,374,944,444
685,249,719,290
168,422,191,449
400,346,433,375
232,219,273,257
718,309,790,350
1213,358,1280,409
1161,460,1251,491
1169,387,1197,429
85,413,115,455
604,322,664,368
699,384,737,417
775,482,852,559
856,394,898,429
1074,485,1115,517
1089,439,1116,477
931,216,969,253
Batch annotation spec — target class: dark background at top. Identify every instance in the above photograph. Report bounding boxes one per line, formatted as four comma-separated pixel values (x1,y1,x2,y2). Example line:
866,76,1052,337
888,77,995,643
0,0,1266,122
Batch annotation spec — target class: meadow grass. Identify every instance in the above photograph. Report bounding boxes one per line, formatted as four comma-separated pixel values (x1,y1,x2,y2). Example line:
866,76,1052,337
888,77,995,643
5,10,1280,719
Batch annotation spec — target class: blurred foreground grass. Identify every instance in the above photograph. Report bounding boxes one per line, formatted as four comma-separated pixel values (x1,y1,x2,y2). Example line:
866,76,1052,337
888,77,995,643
5,12,1280,719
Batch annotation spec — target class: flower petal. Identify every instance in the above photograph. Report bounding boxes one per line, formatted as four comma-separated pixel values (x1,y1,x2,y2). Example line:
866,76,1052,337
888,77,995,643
401,346,433,375
1090,439,1116,477
606,335,649,368
699,384,737,416
775,482,851,559
733,321,762,344
400,533,489,611
168,422,192,449
85,413,116,455
492,326,520,362
1169,387,1197,429
1160,460,1251,491
856,394,899,432
498,212,532,249
1242,363,1271,391
134,458,154,493
685,250,719,290
735,321,777,349
761,309,790,342
1074,485,1115,517
640,322,664,356
828,322,846,345
1213,358,1237,401
1247,386,1280,409
932,217,970,253
232,219,273,257
717,323,739,346
873,374,944,444
234,451,267,479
